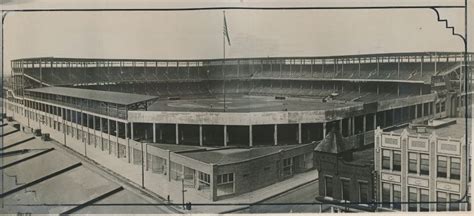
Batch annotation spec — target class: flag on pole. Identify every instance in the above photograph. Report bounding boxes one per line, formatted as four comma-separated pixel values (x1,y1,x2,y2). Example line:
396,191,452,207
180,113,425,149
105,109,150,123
223,12,231,46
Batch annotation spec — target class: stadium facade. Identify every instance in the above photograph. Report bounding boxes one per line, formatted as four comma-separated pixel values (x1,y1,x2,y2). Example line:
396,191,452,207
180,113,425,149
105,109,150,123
3,52,472,204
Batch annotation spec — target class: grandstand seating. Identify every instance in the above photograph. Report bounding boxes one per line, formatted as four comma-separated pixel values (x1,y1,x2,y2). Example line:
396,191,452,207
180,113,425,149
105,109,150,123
20,59,460,101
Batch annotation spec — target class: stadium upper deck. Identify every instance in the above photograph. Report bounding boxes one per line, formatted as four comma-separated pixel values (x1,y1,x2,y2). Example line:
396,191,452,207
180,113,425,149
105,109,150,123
9,52,470,100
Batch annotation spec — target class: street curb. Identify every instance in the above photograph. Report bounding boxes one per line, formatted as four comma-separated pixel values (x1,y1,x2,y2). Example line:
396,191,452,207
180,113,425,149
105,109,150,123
218,177,319,214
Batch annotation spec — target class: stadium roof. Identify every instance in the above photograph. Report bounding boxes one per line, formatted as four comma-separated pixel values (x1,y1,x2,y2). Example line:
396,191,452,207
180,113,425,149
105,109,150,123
25,87,159,105
11,52,472,63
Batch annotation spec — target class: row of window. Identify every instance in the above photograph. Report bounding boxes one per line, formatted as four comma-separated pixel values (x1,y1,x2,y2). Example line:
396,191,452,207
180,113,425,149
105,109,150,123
23,101,128,139
382,182,461,211
382,149,461,180
324,176,370,203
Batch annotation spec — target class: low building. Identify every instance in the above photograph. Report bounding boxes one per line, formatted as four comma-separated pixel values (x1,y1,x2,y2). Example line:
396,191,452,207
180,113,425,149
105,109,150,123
374,118,471,212
140,142,317,201
314,129,375,211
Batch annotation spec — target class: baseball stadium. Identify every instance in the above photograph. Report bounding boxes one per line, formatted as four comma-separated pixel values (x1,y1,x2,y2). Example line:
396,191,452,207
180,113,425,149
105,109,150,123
3,52,472,203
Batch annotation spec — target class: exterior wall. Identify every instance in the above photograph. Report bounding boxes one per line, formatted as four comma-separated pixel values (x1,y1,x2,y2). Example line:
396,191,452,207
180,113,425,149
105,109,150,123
374,127,470,212
314,151,374,205
216,143,316,200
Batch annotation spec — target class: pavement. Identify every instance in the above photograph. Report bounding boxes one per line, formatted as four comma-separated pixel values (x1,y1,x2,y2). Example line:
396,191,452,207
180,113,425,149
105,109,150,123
0,122,176,214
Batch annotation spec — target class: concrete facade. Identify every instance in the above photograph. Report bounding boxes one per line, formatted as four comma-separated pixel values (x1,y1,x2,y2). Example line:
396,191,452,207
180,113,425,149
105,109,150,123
374,120,470,212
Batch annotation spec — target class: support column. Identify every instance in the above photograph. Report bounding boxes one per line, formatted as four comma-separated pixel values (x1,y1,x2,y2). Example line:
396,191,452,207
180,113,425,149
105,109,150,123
373,113,377,129
415,105,419,119
130,122,134,140
397,58,400,79
85,113,88,156
274,124,278,145
107,119,111,136
339,120,343,133
199,125,203,146
397,83,400,96
175,124,179,144
223,125,227,146
107,119,111,154
352,117,355,135
298,123,302,144
126,124,130,163
421,103,425,117
153,123,156,143
323,122,327,136
249,125,253,147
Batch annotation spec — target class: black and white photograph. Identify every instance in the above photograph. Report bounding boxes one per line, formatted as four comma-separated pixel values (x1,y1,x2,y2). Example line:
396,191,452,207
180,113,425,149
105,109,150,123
0,0,472,214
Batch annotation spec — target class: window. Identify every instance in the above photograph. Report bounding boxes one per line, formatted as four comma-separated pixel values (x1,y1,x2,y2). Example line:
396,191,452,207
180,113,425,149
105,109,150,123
155,155,166,173
420,189,429,212
217,173,234,196
341,179,350,201
382,183,391,208
359,182,368,203
393,185,401,210
382,150,391,170
198,171,210,190
450,158,460,180
408,187,418,211
437,156,447,178
132,149,142,165
449,194,460,211
325,176,333,197
170,162,183,181
217,173,234,184
420,154,430,175
282,158,293,177
393,151,401,171
437,192,447,211
304,152,314,169
409,153,418,174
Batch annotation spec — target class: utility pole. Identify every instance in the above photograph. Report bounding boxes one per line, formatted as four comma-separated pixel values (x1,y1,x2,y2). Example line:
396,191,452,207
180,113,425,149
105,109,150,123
181,178,187,210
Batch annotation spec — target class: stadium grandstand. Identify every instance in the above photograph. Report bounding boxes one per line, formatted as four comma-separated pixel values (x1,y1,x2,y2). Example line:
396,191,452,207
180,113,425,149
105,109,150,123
3,52,472,202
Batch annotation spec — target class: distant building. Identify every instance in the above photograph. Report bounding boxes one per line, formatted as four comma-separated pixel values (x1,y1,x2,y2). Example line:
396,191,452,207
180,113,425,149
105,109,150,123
314,129,375,211
374,118,471,212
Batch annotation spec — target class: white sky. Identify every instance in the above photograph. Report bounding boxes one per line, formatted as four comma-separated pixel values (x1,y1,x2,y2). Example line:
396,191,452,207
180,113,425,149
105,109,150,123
1,0,472,75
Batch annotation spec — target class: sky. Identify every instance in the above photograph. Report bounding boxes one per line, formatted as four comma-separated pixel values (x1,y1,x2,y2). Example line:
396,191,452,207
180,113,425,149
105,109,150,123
1,0,472,75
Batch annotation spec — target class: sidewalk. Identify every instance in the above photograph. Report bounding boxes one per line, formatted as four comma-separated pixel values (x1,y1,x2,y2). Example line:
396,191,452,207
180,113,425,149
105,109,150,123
181,169,319,213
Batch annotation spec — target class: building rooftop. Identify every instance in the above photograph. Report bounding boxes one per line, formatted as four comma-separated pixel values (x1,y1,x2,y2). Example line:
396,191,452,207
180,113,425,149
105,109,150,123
25,87,159,105
148,143,209,152
315,130,355,154
393,118,469,139
179,144,311,165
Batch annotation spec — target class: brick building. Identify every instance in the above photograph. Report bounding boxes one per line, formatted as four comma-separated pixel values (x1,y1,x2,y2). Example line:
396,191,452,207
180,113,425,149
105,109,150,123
314,130,375,211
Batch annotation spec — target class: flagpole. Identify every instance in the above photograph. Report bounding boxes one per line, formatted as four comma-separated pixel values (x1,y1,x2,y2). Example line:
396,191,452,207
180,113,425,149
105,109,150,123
223,10,226,112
